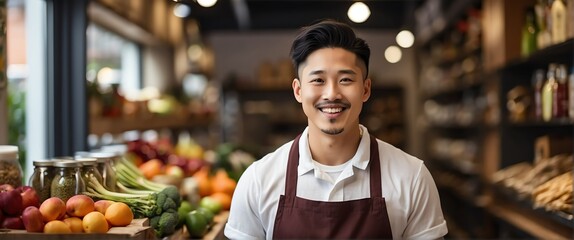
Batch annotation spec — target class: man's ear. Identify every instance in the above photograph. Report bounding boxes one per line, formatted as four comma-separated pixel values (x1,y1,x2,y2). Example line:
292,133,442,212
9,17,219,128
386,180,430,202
293,78,302,103
363,78,371,102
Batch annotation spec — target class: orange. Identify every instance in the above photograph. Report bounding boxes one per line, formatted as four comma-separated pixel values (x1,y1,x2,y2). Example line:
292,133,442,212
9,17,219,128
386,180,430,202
139,159,164,179
44,220,72,233
212,169,237,196
82,211,109,233
105,202,134,227
194,167,213,197
63,217,84,233
209,192,232,210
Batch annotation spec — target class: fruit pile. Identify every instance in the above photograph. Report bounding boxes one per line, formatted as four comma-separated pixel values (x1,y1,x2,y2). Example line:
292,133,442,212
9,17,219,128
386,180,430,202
0,184,134,233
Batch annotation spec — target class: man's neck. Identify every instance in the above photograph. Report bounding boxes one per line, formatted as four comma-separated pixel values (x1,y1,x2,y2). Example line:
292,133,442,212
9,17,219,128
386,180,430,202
307,126,362,166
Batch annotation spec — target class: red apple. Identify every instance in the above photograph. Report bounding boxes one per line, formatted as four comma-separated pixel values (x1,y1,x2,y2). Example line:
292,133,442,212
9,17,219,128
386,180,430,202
21,206,44,232
17,186,40,208
186,158,205,176
0,190,23,216
0,209,4,225
1,216,24,229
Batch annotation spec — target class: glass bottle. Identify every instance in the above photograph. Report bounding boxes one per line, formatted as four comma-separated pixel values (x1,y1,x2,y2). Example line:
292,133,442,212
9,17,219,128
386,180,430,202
551,0,567,44
0,145,23,187
569,66,574,120
29,159,55,202
521,7,538,57
91,152,118,191
51,160,85,202
75,157,103,188
532,69,546,120
554,64,568,119
535,0,552,49
542,64,558,121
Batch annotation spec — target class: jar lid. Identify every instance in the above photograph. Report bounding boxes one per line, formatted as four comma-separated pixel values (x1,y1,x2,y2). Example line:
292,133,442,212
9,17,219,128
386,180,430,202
53,160,83,168
0,145,19,160
75,157,98,166
88,152,115,163
33,159,54,167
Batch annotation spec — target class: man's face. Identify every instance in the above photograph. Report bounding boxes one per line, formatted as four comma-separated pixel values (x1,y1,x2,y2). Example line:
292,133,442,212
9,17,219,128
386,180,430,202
293,47,371,136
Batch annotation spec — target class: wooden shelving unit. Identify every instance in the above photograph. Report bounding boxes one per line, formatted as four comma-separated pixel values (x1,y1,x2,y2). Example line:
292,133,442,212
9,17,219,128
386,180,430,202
90,114,214,135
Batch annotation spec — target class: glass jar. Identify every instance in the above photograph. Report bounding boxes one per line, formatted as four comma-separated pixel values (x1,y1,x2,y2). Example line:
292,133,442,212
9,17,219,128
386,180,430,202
51,160,85,202
91,152,118,191
0,145,24,187
75,157,103,188
28,159,55,202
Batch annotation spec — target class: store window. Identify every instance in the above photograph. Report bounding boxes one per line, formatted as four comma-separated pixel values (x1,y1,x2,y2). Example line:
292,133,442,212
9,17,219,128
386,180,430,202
86,23,141,108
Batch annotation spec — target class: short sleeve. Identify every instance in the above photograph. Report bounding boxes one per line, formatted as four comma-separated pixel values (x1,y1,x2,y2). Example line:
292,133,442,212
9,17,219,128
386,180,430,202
224,164,266,240
403,163,448,239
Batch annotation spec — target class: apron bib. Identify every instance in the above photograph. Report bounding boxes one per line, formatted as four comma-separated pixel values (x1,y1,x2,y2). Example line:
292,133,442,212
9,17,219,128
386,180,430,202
273,134,393,239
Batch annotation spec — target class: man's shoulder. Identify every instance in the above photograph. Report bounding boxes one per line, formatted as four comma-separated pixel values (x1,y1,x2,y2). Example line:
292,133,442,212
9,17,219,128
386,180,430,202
375,138,424,173
249,140,293,173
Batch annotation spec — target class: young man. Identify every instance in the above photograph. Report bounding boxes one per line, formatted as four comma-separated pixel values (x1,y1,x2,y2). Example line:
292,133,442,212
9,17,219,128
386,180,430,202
224,19,448,239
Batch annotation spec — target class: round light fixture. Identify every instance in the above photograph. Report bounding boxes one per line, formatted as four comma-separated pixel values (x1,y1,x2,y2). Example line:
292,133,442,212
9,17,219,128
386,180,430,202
396,30,415,48
197,0,217,8
384,46,402,63
173,4,191,18
347,2,370,23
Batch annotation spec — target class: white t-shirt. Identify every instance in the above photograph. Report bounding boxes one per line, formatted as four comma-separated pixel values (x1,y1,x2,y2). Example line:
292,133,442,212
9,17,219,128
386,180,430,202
225,125,448,239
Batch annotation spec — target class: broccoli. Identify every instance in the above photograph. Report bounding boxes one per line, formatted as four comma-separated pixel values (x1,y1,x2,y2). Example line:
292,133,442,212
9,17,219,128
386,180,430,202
161,185,182,206
155,211,179,237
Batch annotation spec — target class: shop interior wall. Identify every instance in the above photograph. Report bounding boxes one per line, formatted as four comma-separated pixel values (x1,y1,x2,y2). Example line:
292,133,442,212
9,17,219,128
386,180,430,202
207,31,422,157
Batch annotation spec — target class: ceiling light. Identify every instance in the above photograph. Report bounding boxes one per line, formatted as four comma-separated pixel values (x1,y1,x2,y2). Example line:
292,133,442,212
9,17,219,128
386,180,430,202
197,0,217,8
384,46,402,63
173,4,191,18
347,2,370,23
396,30,415,48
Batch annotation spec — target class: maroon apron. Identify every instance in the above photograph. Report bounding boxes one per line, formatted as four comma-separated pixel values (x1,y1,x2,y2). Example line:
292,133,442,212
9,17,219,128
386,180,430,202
273,134,393,239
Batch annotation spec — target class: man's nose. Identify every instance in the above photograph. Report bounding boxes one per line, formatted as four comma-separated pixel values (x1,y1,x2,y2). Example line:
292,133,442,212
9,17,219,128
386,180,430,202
323,81,342,100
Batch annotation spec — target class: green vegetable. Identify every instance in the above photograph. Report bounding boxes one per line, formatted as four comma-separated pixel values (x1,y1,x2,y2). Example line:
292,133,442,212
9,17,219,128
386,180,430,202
185,210,209,238
83,177,179,237
156,211,179,238
114,157,182,206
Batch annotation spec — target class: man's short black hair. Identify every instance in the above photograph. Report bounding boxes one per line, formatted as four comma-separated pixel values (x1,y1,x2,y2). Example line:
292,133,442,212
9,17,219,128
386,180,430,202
290,19,370,79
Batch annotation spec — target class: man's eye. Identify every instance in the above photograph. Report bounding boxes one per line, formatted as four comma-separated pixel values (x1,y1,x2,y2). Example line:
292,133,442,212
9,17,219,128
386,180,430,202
340,78,353,83
310,78,323,83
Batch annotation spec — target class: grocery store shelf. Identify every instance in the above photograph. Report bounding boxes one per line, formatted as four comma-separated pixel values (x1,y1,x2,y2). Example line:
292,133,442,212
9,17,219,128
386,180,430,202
486,199,573,240
90,114,214,135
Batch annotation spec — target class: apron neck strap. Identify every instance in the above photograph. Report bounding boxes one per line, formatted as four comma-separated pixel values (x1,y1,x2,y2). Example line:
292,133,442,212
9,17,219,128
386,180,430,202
285,133,383,199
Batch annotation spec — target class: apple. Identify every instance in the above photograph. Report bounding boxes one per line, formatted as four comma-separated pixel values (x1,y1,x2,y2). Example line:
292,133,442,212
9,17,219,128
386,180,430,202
22,206,44,232
39,197,66,222
1,216,24,229
186,158,205,176
94,200,115,214
0,189,23,216
66,195,95,217
17,186,40,208
0,209,4,225
166,165,185,179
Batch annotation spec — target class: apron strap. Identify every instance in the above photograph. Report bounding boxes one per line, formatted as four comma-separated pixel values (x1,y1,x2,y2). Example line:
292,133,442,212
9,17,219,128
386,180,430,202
284,133,383,201
285,134,302,203
369,135,382,198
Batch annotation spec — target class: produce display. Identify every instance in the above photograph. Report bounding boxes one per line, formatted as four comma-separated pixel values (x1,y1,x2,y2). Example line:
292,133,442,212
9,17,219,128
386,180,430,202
0,138,256,239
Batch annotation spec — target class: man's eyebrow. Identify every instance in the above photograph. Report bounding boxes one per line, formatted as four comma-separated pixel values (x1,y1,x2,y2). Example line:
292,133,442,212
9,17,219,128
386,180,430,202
308,69,357,75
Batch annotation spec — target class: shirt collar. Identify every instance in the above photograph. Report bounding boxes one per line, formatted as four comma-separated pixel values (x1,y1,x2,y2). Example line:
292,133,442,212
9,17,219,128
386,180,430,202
297,125,371,176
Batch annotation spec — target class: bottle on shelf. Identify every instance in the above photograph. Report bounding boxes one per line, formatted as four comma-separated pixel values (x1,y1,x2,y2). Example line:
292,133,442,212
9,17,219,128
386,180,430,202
551,0,567,44
521,7,538,57
568,66,574,120
535,0,552,49
553,64,569,119
532,69,546,120
542,63,558,122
